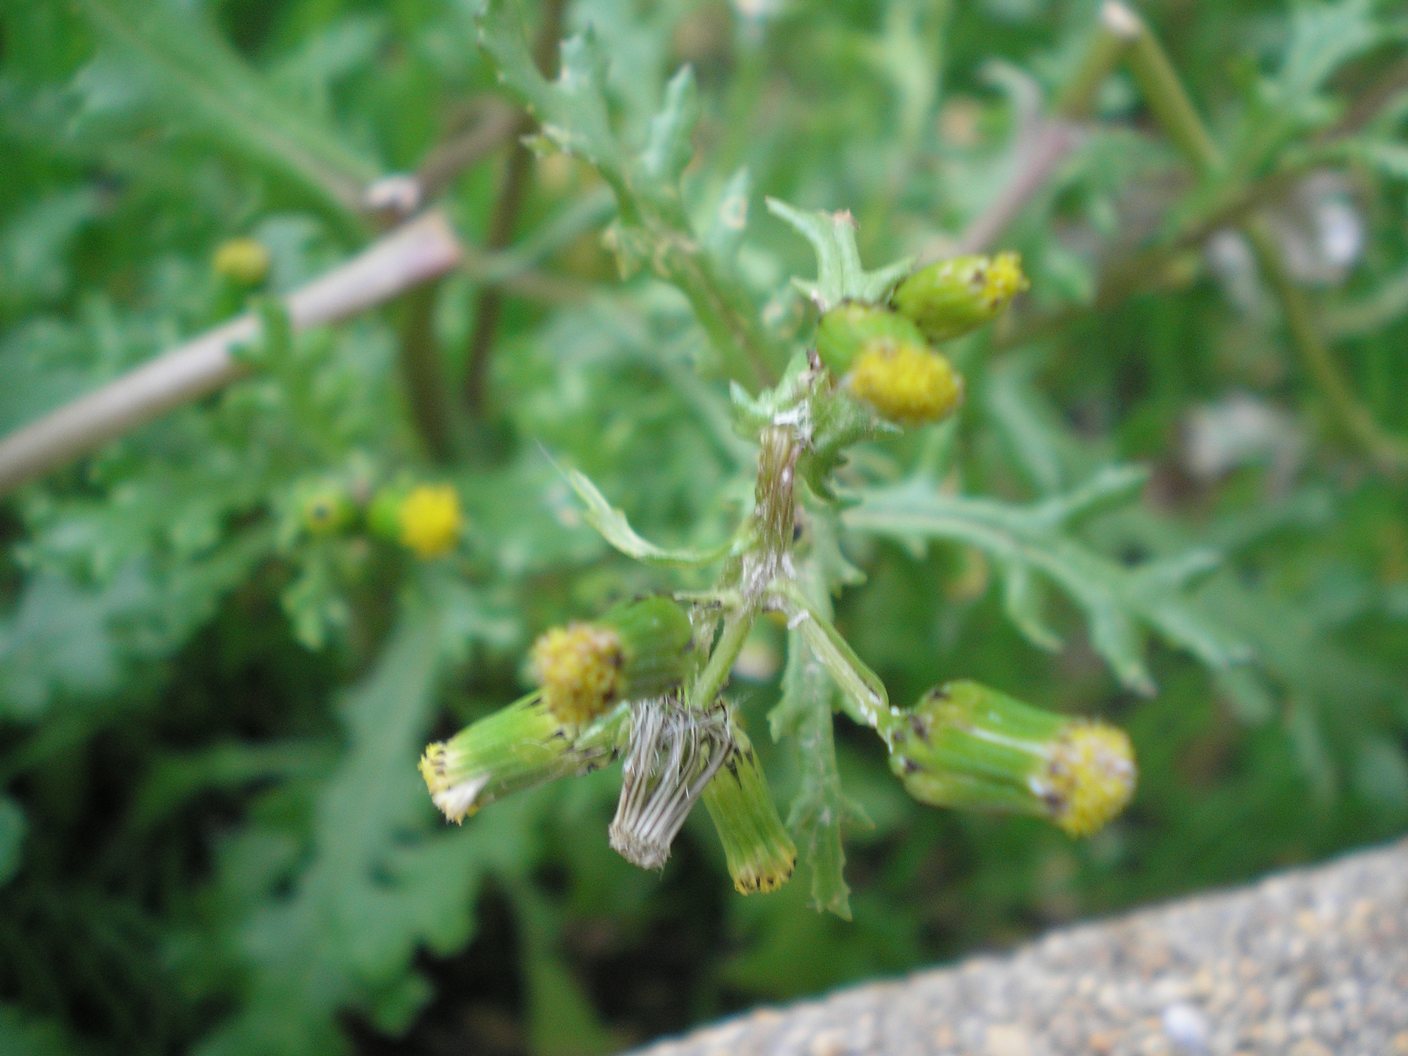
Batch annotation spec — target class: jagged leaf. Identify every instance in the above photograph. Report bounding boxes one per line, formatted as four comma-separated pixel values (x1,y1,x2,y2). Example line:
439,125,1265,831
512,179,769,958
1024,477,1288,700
766,197,913,310
74,0,376,220
770,631,855,920
564,467,731,566
843,474,1250,694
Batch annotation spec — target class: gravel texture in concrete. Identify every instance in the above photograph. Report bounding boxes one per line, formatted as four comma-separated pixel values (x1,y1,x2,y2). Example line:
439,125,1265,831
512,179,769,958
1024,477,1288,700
627,838,1408,1056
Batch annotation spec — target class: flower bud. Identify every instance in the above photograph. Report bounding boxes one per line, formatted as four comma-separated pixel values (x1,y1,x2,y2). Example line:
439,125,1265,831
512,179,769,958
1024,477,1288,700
531,597,695,726
891,251,1029,342
702,721,796,894
299,486,355,537
419,694,624,823
888,681,1135,837
212,237,271,286
815,302,926,375
847,341,963,426
609,696,730,870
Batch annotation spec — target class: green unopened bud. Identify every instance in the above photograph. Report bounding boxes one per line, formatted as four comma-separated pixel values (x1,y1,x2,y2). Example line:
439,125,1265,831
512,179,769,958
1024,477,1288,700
610,696,731,870
816,302,926,375
212,237,271,286
888,681,1135,837
419,693,624,824
891,251,1029,342
300,486,355,537
702,721,796,894
531,597,694,725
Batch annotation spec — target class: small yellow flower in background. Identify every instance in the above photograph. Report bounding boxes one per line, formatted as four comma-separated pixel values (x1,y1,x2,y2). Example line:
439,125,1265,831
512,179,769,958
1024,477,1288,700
398,484,463,558
848,342,963,426
212,237,271,286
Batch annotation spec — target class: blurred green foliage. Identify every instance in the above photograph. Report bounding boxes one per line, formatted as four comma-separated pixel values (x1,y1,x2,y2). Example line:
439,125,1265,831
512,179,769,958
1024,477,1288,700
2,1,1407,1054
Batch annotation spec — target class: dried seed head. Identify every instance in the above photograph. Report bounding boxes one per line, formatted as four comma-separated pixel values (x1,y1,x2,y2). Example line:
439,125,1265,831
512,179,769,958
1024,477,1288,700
609,697,731,870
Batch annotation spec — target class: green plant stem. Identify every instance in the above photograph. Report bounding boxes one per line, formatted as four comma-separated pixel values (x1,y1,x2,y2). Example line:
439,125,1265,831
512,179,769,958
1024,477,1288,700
463,0,570,415
1245,226,1408,474
396,283,454,461
953,2,1138,255
0,211,464,496
1052,2,1142,120
773,581,896,742
1115,6,1408,473
1118,5,1223,175
688,608,755,711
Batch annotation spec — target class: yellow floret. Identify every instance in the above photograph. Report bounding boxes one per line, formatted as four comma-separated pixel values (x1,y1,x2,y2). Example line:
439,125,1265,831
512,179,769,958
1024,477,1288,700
398,484,463,558
1038,722,1137,837
531,623,623,724
981,251,1030,310
848,342,963,425
212,237,271,285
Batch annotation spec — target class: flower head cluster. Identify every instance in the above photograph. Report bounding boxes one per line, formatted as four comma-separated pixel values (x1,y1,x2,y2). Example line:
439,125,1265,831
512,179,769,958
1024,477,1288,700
812,251,1026,429
886,680,1136,837
530,597,695,725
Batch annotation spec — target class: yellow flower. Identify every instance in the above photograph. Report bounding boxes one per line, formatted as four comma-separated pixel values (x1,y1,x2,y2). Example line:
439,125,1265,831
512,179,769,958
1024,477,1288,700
398,484,463,558
212,237,271,285
531,623,624,725
848,342,963,426
1037,722,1137,837
888,681,1137,839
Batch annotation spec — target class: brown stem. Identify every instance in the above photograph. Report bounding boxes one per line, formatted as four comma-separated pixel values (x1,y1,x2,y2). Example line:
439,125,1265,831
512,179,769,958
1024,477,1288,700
0,212,463,496
463,0,570,414
944,2,1139,257
397,282,455,460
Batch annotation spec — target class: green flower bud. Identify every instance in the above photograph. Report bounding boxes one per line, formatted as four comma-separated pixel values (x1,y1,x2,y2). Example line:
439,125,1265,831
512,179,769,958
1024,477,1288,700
212,237,271,286
531,597,695,725
299,486,355,537
815,302,927,375
891,251,1029,342
610,696,730,870
419,693,624,824
367,486,407,542
888,681,1136,837
702,721,796,894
